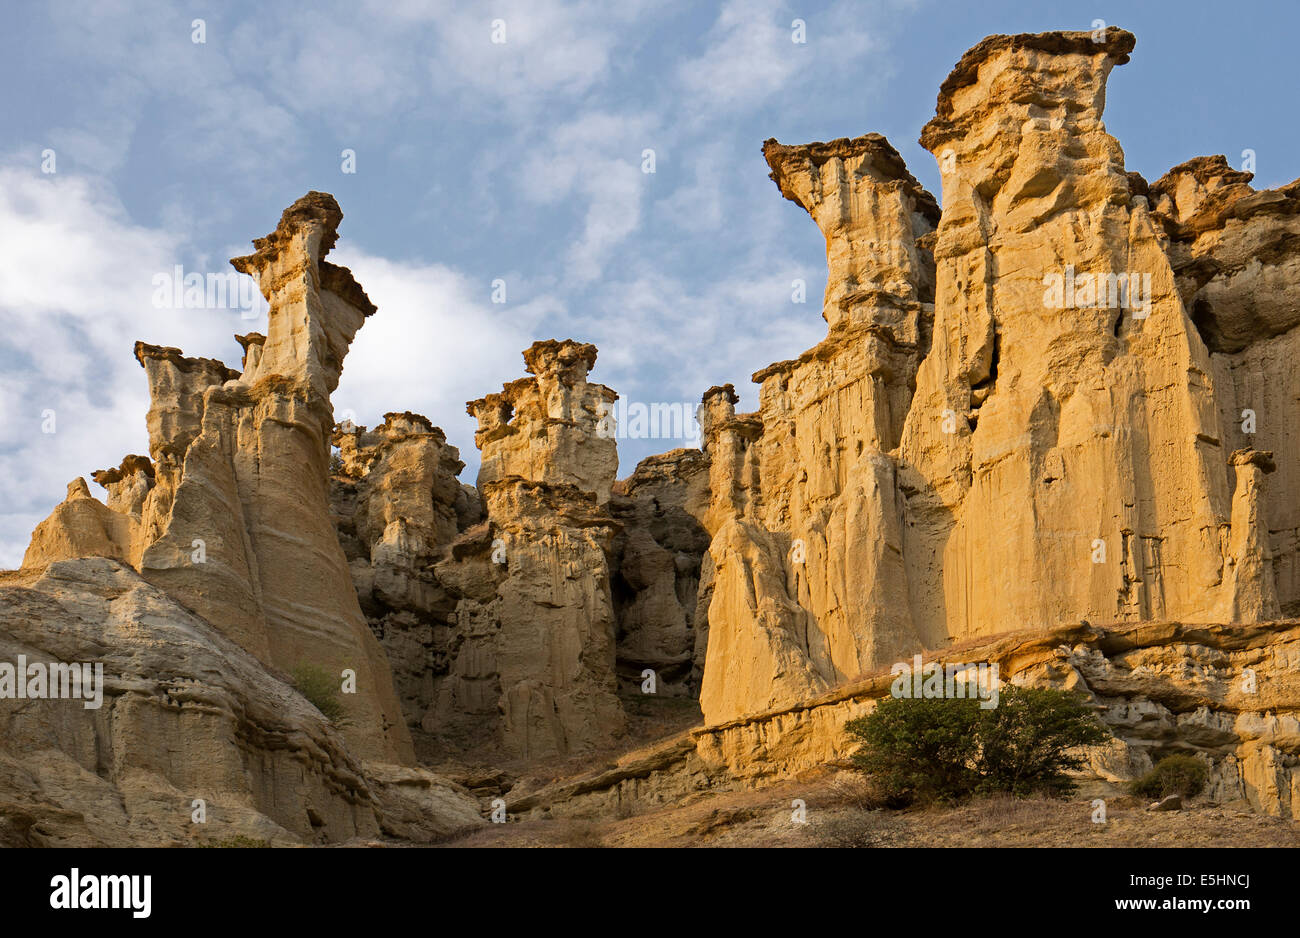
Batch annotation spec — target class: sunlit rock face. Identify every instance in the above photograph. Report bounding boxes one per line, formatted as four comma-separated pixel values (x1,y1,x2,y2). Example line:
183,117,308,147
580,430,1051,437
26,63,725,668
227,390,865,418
1147,156,1300,615
699,28,1299,725
431,340,626,761
21,192,414,764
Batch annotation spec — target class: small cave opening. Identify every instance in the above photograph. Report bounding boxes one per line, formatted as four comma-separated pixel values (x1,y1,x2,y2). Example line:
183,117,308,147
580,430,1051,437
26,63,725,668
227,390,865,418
969,328,1000,414
1189,295,1235,353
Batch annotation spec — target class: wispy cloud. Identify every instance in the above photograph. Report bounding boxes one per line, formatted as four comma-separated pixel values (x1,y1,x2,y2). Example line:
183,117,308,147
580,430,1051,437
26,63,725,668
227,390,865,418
0,163,238,567
331,247,564,473
0,0,923,564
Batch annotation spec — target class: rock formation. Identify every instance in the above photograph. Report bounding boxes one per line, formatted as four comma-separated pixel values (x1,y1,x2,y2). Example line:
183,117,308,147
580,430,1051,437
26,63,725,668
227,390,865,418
22,477,141,571
0,559,481,846
430,340,627,761
696,132,939,721
6,25,1300,842
697,27,1299,726
1148,158,1300,614
329,412,481,759
18,192,414,767
901,27,1229,641
505,619,1300,821
609,449,712,696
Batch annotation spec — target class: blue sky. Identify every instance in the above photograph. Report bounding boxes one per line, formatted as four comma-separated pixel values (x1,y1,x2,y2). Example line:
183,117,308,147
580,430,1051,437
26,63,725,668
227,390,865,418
1,0,1297,567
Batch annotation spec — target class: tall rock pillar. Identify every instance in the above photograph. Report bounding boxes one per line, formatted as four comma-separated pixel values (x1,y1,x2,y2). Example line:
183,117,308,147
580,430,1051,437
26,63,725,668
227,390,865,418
438,340,626,759
134,193,414,764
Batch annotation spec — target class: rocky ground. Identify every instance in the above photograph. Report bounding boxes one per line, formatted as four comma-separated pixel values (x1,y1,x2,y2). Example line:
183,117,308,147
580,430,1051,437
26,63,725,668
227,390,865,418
438,774,1300,849
424,693,704,806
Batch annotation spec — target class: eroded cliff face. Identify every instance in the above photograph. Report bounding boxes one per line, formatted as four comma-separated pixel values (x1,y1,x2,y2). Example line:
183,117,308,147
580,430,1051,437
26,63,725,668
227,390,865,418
698,135,939,721
429,340,627,761
329,413,481,759
698,28,1299,726
8,26,1300,837
20,192,414,765
609,449,712,697
901,27,1238,643
328,380,715,753
504,620,1300,822
0,195,514,845
1148,158,1300,615
0,559,482,846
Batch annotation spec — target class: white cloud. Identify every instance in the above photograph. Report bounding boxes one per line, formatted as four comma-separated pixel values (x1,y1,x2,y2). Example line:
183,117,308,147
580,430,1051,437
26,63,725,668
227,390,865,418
378,0,659,109
677,0,805,114
654,142,728,233
518,110,659,284
331,248,564,479
676,0,890,123
0,162,255,566
580,261,826,410
38,1,305,178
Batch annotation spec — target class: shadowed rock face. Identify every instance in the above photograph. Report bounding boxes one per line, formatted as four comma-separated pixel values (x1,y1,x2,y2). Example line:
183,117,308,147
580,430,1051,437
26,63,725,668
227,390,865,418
330,388,716,754
329,412,482,759
608,449,712,697
0,558,483,846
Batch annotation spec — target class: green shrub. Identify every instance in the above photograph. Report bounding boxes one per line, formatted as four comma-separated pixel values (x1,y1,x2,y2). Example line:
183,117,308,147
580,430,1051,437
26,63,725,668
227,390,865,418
1130,754,1207,800
291,663,347,725
975,685,1111,797
846,685,1109,805
847,695,983,804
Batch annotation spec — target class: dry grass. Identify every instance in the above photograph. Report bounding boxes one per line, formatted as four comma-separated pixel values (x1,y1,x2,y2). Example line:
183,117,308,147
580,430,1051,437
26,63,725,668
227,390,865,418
439,776,1300,849
558,820,605,848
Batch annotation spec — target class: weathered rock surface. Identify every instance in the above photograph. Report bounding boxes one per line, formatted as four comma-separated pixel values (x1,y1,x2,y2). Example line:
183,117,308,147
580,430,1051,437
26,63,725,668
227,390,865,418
0,559,482,846
330,412,481,758
20,192,414,765
506,619,1300,821
609,448,712,696
473,340,619,504
698,134,939,722
141,195,411,763
22,478,140,572
698,27,1300,726
1149,159,1300,614
901,26,1234,645
430,341,627,760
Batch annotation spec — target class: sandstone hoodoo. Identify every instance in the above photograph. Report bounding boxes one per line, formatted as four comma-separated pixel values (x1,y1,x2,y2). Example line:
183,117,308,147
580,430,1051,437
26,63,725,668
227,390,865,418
435,339,627,761
21,192,411,765
695,27,1300,737
4,26,1300,846
2,193,486,846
